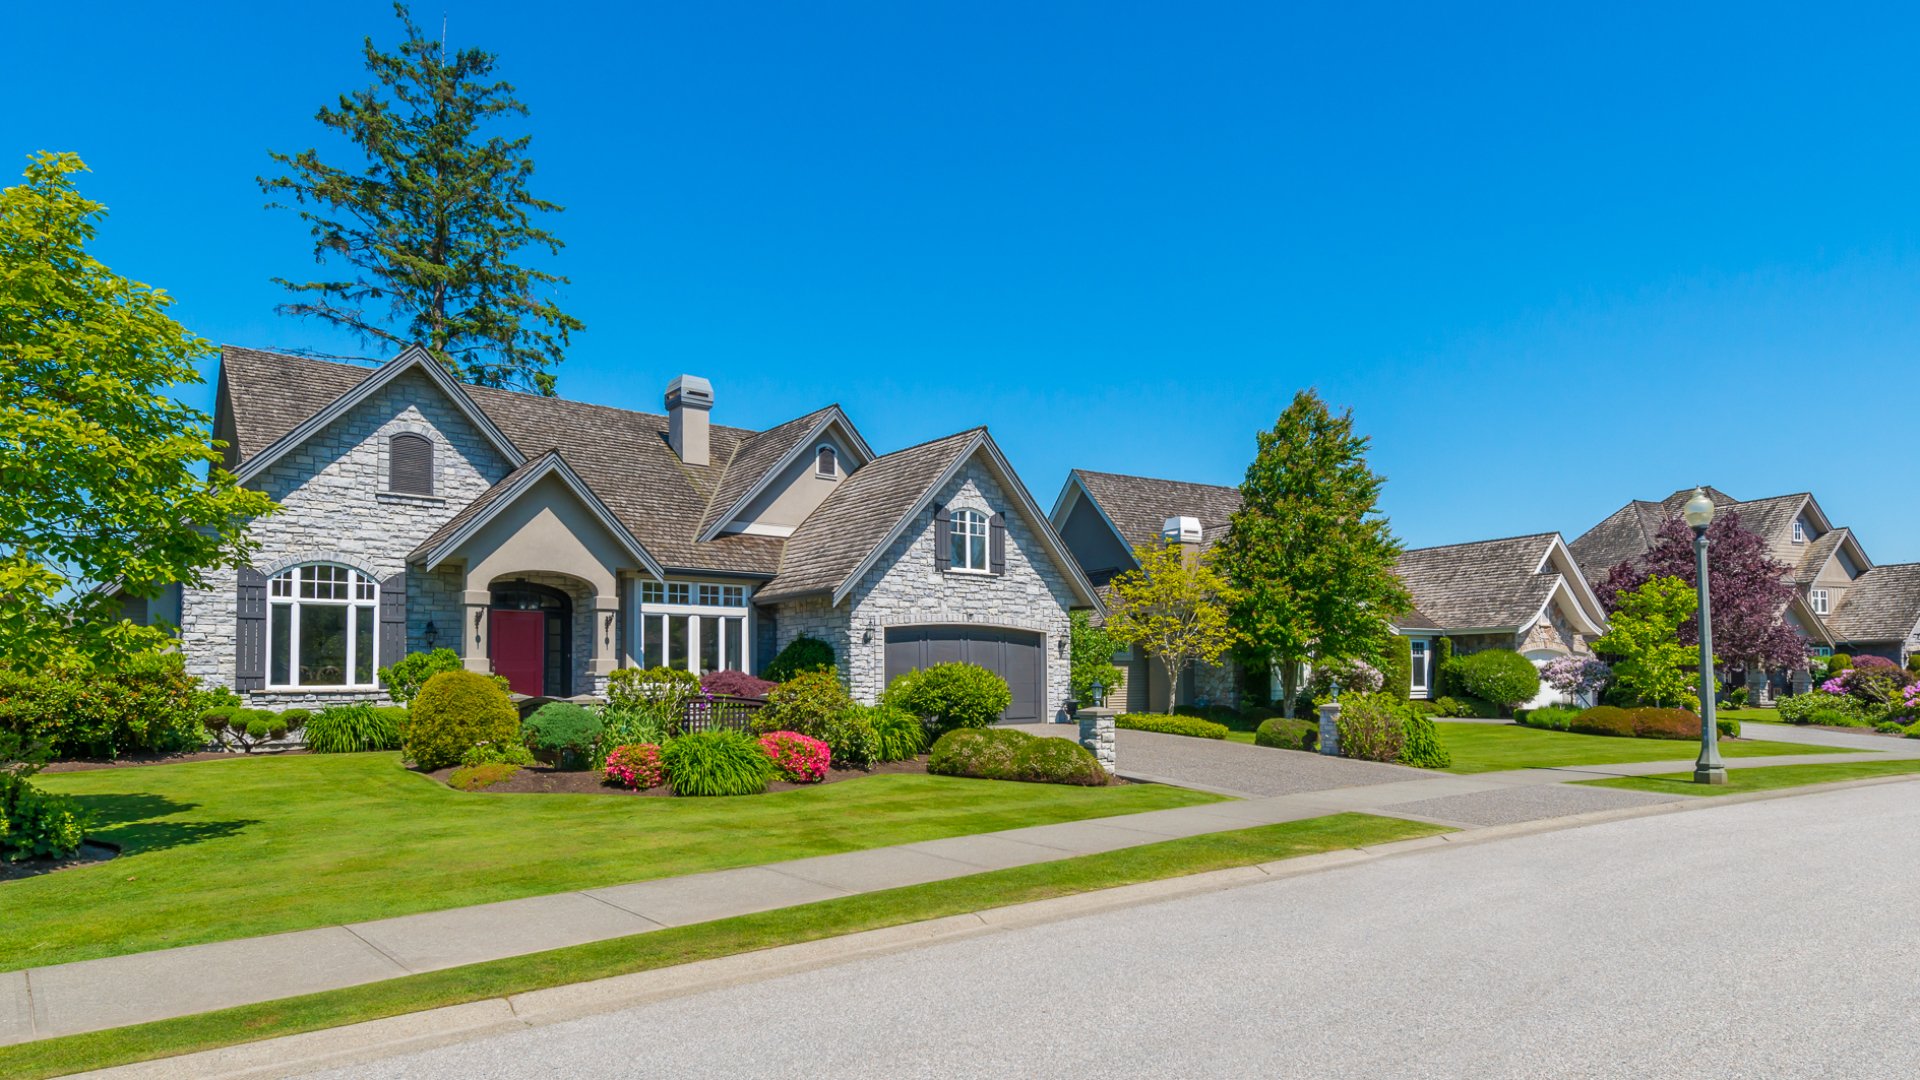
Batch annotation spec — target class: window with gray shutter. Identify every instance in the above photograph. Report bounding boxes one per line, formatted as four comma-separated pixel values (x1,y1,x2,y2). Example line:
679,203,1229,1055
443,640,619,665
932,505,951,572
989,513,1007,575
235,567,268,691
379,572,408,671
389,433,434,495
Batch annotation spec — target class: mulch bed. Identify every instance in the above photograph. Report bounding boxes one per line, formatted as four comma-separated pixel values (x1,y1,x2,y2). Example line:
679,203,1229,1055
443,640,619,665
0,841,119,882
426,756,933,795
42,749,308,773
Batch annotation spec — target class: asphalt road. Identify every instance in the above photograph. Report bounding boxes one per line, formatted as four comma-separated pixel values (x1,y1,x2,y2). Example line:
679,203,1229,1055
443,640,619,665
309,781,1920,1079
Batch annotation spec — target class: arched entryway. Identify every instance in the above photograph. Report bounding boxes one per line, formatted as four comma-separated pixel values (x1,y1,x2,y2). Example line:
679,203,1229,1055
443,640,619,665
490,581,573,697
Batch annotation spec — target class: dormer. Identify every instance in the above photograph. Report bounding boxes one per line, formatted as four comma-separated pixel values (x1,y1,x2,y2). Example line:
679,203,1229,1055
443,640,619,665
703,407,875,540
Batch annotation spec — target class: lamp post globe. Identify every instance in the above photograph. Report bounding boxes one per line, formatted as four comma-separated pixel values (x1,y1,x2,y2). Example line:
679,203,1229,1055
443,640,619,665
1685,488,1726,784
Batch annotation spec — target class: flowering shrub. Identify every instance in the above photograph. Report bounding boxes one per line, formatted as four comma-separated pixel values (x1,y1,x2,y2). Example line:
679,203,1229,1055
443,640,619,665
1541,657,1612,701
1820,662,1915,706
1307,658,1384,698
758,730,831,783
603,743,666,790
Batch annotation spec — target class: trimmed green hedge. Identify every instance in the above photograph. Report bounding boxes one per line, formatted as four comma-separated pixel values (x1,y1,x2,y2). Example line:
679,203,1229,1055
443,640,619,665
1115,713,1229,739
927,728,1106,785
1253,716,1317,752
884,663,1012,736
403,670,520,771
1439,649,1540,711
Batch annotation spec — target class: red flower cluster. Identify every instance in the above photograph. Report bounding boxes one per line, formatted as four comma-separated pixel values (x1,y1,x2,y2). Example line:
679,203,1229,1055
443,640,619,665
603,743,665,789
757,730,831,783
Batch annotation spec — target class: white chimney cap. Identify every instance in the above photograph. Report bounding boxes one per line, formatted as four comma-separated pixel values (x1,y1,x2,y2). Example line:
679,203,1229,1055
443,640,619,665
1162,516,1203,544
666,374,713,408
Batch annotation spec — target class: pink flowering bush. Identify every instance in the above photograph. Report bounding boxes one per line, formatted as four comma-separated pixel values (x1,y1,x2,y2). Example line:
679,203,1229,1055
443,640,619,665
1821,662,1915,706
603,743,665,790
1541,657,1611,701
757,730,831,783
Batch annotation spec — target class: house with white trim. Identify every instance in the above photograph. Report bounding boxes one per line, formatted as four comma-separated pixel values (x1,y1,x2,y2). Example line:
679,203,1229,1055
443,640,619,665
144,346,1099,721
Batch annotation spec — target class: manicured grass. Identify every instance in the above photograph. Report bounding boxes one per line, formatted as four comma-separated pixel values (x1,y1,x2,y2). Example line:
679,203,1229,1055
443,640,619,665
16,752,1221,972
0,813,1444,1080
1719,707,1783,724
1580,758,1920,796
1225,730,1257,745
1434,721,1852,774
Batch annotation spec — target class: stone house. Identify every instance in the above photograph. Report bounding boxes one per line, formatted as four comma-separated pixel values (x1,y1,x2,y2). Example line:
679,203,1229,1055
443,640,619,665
149,346,1099,720
1570,487,1920,682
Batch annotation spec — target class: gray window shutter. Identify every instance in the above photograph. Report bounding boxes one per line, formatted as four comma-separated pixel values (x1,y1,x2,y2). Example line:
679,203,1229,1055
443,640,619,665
389,434,434,495
379,572,408,670
235,567,268,691
932,504,951,572
989,513,1007,575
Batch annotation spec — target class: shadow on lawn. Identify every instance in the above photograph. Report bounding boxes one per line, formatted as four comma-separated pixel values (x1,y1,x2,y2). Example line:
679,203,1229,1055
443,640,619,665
68,792,260,856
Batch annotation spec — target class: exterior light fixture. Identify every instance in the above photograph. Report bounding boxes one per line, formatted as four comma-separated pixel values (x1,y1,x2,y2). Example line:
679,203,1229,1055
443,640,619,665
1683,488,1717,530
424,620,438,648
1683,487,1726,785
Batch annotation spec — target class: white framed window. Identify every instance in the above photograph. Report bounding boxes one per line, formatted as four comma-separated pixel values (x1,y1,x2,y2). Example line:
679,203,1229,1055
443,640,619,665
267,564,379,688
1409,640,1429,693
950,509,989,572
1813,646,1833,657
636,581,750,674
815,445,837,477
1810,589,1829,615
1791,520,1806,543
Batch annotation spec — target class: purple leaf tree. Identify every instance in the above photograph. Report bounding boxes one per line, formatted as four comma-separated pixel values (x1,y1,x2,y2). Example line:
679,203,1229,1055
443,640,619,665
1595,511,1808,671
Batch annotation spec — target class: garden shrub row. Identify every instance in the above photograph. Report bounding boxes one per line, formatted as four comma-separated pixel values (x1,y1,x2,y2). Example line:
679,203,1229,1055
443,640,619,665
927,728,1107,786
1115,713,1229,739
0,655,209,759
1251,694,1450,769
303,704,406,753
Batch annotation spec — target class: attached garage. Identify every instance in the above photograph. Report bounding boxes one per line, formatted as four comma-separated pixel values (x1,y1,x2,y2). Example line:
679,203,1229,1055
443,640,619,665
883,625,1046,723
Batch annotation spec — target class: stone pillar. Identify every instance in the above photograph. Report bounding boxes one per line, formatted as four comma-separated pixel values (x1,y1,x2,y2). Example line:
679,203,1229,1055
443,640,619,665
1745,670,1769,707
461,589,492,674
1790,666,1812,696
1317,701,1342,757
589,593,620,691
1078,706,1117,774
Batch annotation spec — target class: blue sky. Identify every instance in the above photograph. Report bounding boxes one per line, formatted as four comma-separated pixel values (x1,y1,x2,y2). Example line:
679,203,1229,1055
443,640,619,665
6,2,1916,560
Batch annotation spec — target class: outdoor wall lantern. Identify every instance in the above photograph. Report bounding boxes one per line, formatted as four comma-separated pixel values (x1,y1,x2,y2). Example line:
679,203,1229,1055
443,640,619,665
1089,679,1105,708
1682,487,1727,785
424,620,438,649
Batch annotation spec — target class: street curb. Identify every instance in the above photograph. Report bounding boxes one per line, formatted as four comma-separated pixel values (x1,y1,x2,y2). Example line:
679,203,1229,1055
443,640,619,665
80,771,1920,1079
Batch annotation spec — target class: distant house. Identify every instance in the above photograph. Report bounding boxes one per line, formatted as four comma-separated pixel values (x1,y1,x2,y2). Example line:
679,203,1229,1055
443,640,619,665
1570,487,1920,674
1392,534,1609,704
141,346,1100,721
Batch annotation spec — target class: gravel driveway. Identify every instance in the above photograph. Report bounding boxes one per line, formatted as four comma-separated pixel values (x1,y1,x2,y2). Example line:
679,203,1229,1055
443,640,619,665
1007,723,1426,797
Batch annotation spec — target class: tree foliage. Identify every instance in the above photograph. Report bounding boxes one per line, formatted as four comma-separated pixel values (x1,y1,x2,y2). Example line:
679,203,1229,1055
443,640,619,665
1593,576,1705,710
1104,543,1239,715
260,3,582,395
1596,511,1806,671
0,152,277,671
1068,609,1125,706
1212,390,1411,716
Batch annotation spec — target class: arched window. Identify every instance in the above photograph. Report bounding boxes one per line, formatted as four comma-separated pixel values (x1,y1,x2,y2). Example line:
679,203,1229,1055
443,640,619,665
268,564,379,687
815,445,837,477
389,433,435,495
949,508,989,571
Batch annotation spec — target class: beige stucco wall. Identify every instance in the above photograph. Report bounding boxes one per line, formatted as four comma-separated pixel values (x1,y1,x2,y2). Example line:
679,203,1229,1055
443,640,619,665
459,474,629,597
732,433,852,532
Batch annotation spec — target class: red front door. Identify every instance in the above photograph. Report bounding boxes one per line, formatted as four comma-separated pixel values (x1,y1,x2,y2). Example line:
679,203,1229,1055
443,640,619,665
491,610,546,697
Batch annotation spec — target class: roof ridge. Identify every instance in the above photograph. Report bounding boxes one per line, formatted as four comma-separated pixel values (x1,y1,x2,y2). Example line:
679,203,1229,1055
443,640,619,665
1402,531,1559,556
1074,467,1239,493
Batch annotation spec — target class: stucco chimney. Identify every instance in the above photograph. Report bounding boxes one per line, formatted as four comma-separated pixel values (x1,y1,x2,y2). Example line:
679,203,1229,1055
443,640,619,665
1162,515,1203,565
666,375,713,466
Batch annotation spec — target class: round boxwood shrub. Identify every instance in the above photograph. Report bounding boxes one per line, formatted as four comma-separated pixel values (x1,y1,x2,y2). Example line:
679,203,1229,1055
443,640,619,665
882,662,1012,736
662,730,775,796
764,635,836,683
404,670,520,771
522,702,605,770
1440,650,1541,712
1254,715,1317,752
927,728,1106,785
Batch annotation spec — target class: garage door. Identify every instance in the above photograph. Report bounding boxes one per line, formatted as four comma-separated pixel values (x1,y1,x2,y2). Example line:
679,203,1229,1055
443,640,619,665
883,626,1046,723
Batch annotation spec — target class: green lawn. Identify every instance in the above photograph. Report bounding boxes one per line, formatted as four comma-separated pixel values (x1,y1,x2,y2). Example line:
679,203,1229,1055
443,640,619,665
1580,758,1920,796
1434,721,1852,774
1719,707,1784,724
15,752,1221,972
0,812,1441,1080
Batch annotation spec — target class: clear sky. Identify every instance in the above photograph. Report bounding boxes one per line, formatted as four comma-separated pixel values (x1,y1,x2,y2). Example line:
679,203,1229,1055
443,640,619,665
7,2,1916,561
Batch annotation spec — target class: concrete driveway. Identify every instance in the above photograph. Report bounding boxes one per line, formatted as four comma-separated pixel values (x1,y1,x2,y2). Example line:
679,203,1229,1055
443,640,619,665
1007,722,1426,798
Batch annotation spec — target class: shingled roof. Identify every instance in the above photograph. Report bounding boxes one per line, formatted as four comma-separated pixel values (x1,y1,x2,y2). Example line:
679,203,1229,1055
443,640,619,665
1069,470,1243,554
1395,533,1568,631
755,429,984,602
1825,563,1920,643
1568,487,1820,581
220,347,816,576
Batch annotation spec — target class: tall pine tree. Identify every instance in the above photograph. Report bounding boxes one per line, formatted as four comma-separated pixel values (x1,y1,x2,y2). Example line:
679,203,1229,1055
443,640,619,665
1214,390,1411,716
260,3,582,395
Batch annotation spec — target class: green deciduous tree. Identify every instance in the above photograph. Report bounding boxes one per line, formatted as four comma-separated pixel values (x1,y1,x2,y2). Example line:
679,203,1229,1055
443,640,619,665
1213,390,1412,717
1104,543,1239,715
1,152,277,671
1593,575,1706,710
1068,609,1125,706
260,3,582,395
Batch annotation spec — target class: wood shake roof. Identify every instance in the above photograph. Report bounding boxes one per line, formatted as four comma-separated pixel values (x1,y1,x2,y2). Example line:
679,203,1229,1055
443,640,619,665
1069,470,1243,554
1394,533,1563,631
1827,563,1920,643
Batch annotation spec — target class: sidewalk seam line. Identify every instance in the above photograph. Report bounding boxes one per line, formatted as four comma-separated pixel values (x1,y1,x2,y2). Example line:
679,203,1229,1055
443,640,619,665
575,889,669,929
340,925,418,976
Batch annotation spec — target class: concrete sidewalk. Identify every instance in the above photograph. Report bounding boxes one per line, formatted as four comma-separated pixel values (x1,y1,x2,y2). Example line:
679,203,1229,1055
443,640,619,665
7,723,1915,1047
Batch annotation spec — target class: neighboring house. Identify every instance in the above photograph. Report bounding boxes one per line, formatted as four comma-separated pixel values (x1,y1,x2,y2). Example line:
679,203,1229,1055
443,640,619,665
1392,534,1609,705
1570,487,1920,670
1049,470,1245,711
166,345,1098,721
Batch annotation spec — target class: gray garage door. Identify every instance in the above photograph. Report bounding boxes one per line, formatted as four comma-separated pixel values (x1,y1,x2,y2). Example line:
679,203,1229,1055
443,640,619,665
883,626,1045,723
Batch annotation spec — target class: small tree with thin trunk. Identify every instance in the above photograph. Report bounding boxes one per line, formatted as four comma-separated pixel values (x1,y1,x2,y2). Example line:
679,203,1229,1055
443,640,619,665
1104,543,1239,715
1593,576,1706,710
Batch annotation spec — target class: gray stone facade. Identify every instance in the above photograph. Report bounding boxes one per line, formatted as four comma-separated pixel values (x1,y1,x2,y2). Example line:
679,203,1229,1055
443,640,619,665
180,368,514,706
